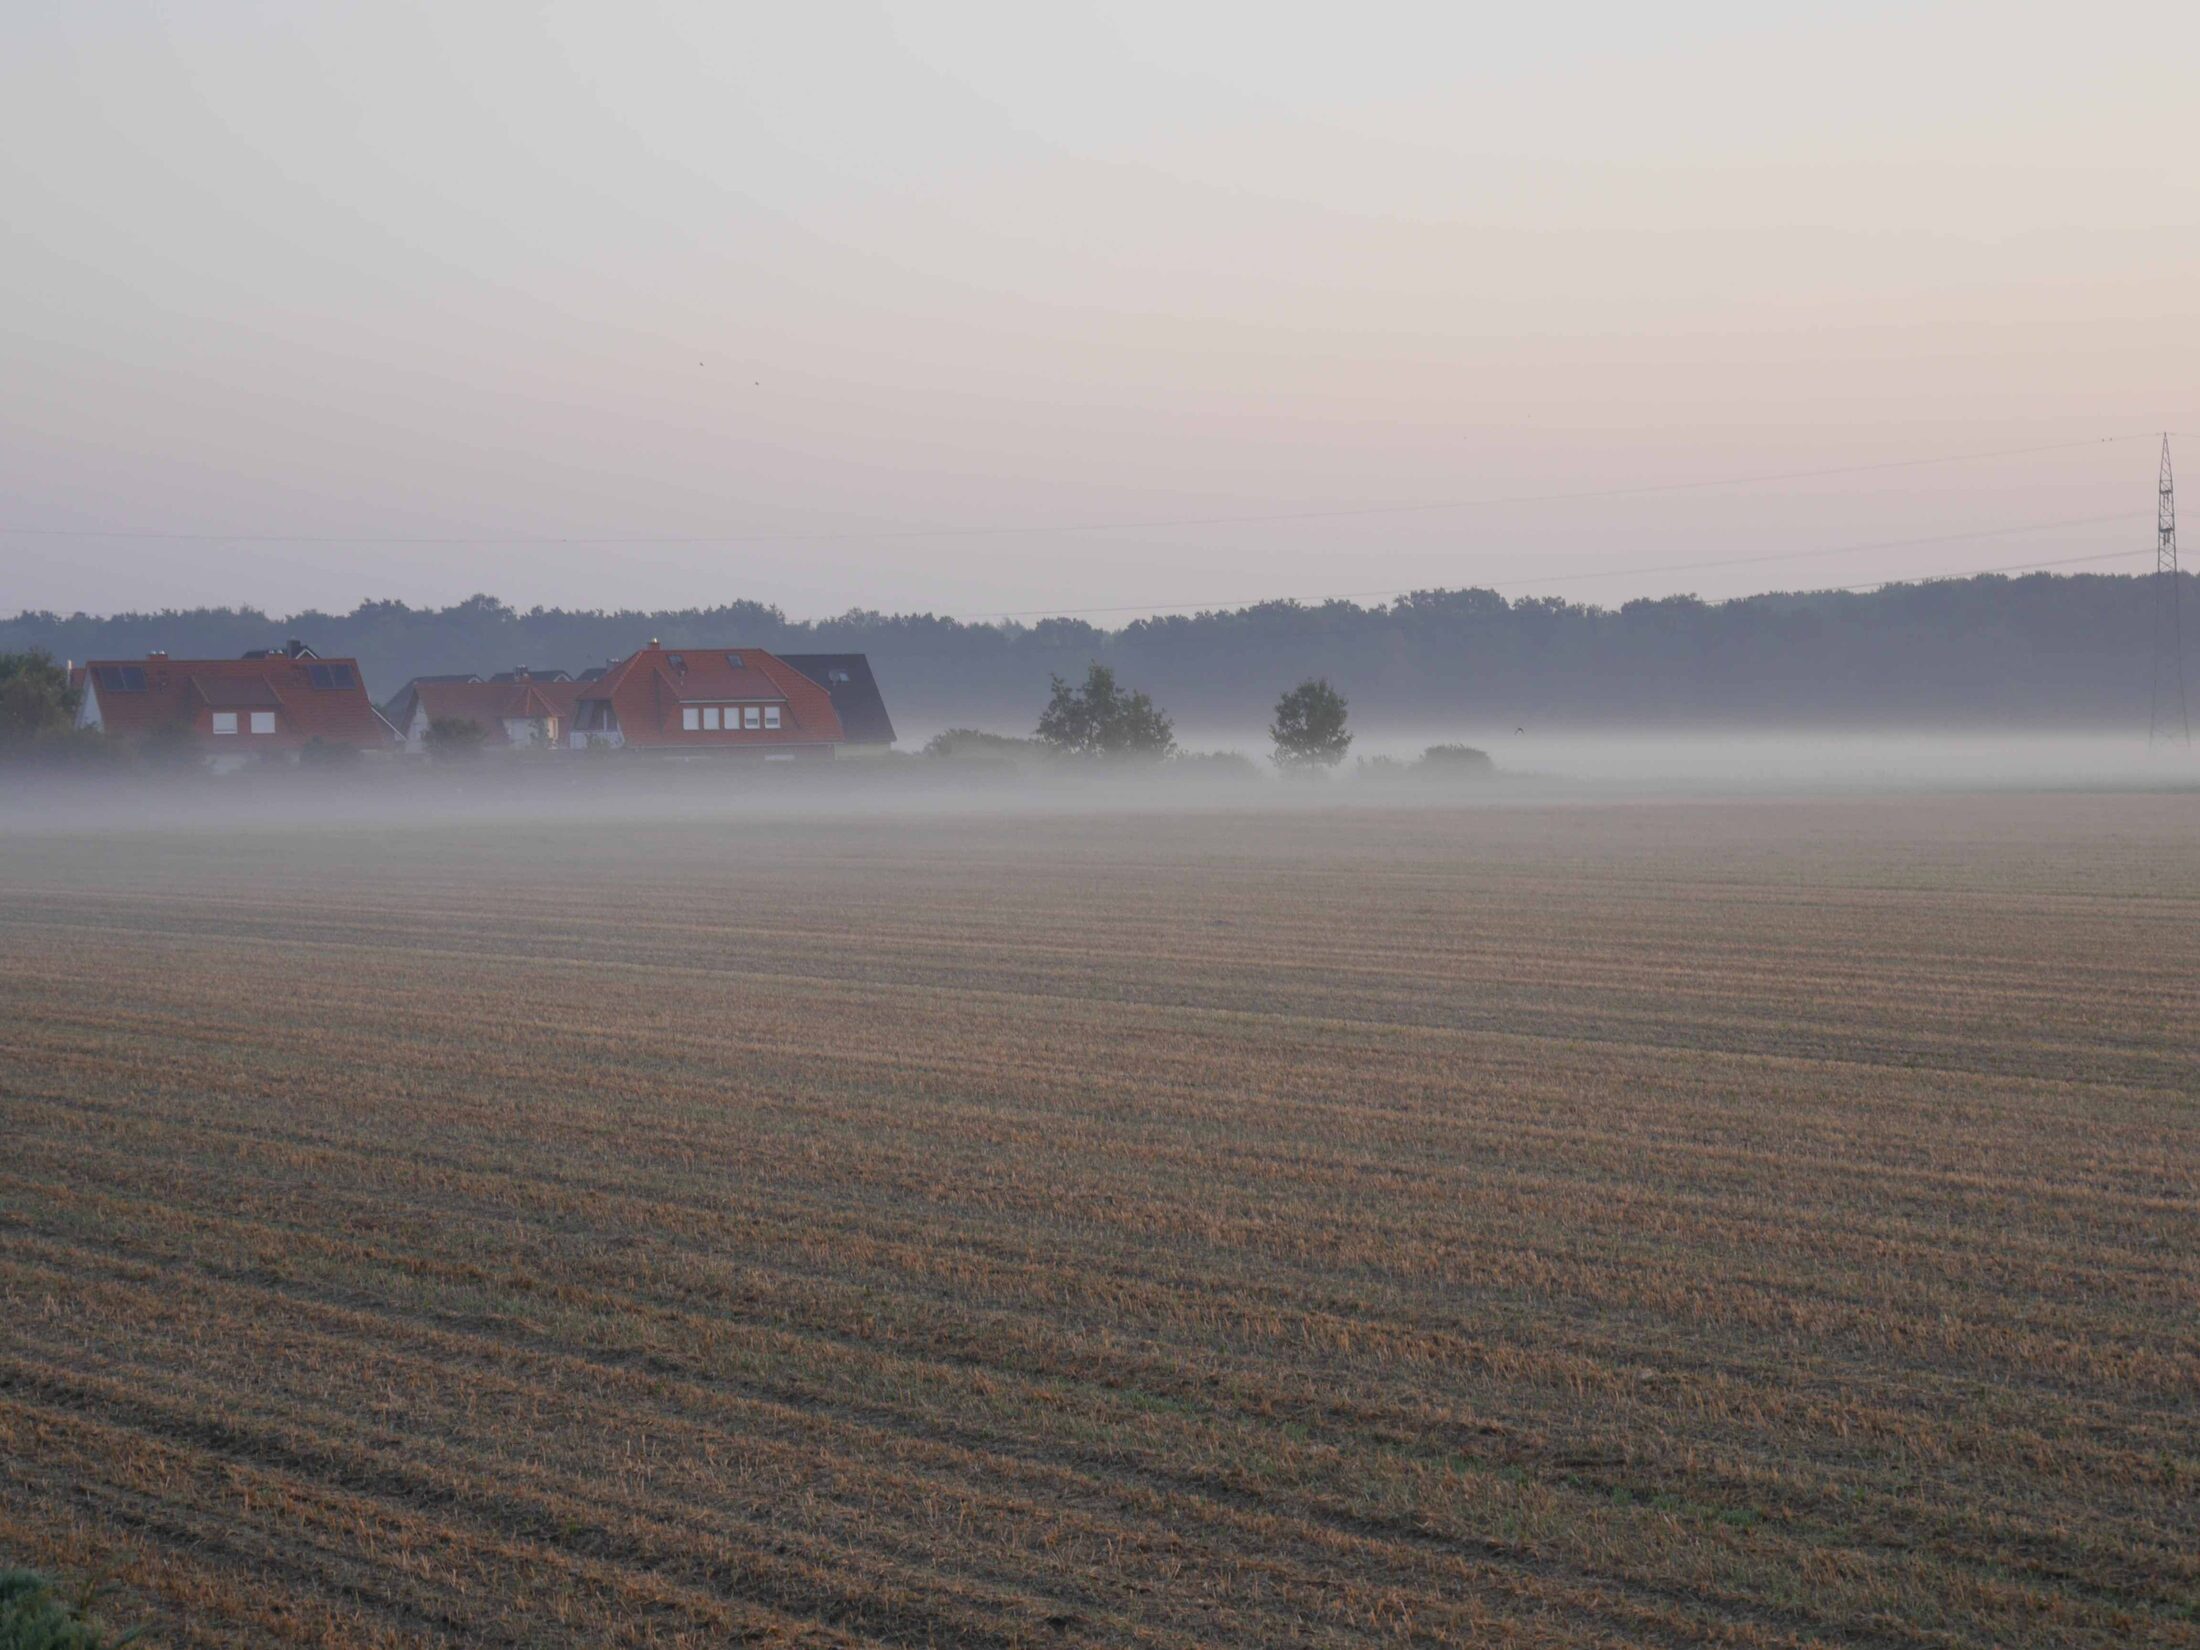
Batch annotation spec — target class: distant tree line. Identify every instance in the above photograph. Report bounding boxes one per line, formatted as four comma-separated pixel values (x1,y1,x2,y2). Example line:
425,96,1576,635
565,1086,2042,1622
3,572,2190,732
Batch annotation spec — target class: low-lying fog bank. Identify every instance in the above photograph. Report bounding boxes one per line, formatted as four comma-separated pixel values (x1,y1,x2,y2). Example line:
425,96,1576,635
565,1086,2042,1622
1304,728,2197,792
1,729,2191,841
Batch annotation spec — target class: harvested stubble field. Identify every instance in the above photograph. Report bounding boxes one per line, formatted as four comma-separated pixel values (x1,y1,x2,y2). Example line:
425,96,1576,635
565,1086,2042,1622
1,791,2195,1649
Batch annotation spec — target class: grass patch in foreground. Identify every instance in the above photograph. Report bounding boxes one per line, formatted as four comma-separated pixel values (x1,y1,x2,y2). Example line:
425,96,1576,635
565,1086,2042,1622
0,1571,142,1650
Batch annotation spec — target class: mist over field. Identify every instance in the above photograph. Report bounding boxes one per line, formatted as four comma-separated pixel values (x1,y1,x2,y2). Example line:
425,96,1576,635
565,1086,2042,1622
5,4,2199,1646
4,791,2195,1646
1,730,2190,863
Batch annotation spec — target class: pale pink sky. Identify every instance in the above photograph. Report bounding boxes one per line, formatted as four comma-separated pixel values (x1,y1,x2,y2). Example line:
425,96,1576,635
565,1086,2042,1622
4,3,2197,619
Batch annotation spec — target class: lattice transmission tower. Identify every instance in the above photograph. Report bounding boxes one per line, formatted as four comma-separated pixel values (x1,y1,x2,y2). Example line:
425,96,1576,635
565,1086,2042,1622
2151,435,2191,747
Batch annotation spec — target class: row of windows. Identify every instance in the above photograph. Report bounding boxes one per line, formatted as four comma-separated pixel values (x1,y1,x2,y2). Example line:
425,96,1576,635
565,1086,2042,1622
212,712,276,735
680,705,780,731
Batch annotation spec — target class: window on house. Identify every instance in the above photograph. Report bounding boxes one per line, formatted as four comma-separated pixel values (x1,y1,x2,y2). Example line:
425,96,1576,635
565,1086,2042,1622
212,712,238,735
667,654,685,671
702,707,720,730
764,705,781,729
725,653,743,668
682,707,700,731
743,706,761,729
828,670,850,685
250,711,275,735
305,663,356,689
94,666,148,692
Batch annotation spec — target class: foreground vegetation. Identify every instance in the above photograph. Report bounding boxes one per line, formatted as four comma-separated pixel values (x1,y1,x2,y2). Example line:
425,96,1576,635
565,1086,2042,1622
0,796,2194,1647
0,1570,138,1649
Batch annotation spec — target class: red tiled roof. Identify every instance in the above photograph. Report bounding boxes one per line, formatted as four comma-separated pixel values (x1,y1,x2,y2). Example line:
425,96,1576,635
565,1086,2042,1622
77,654,393,752
576,645,844,749
192,677,283,708
397,677,582,741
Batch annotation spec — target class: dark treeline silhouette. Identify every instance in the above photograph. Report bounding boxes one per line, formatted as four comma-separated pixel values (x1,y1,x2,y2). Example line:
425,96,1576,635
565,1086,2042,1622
4,572,2188,733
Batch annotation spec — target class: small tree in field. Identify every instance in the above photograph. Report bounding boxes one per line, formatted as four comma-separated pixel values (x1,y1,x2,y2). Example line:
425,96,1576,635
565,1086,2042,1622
1035,663,1175,759
1270,678,1351,772
0,651,77,753
424,716,488,762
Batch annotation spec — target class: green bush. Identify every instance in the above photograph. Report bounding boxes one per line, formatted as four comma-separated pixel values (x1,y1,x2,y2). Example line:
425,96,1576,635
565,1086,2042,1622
298,735,362,768
922,728,1049,763
424,716,489,762
1414,743,1495,779
136,720,202,770
1170,749,1264,780
0,652,79,751
0,1570,142,1648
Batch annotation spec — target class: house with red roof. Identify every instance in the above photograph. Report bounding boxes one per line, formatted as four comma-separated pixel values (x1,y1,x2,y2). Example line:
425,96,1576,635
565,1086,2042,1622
569,642,844,756
71,641,396,764
382,670,583,753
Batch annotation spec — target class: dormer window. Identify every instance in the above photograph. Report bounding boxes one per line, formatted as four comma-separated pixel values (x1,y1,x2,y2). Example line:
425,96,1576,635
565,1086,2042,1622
726,653,743,668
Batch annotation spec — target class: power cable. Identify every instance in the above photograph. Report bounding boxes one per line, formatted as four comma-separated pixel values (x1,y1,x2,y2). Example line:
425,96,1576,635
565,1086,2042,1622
0,432,2161,548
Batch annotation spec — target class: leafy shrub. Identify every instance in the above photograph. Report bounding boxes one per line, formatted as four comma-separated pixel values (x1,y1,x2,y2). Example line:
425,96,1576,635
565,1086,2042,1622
1170,750,1264,780
19,727,122,768
922,728,1049,763
424,717,488,762
1414,743,1495,779
0,651,79,751
136,720,202,770
0,1569,142,1648
298,736,361,768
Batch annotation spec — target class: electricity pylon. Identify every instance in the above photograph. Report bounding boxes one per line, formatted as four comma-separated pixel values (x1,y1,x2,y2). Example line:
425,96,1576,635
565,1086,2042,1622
2151,435,2190,747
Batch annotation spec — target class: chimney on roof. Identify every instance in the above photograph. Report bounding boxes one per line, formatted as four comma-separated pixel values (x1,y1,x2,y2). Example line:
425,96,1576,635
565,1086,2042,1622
286,639,307,658
648,637,661,647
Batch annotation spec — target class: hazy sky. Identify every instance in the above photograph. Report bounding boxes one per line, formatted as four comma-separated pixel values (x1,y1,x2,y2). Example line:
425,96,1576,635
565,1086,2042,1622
5,2,2198,621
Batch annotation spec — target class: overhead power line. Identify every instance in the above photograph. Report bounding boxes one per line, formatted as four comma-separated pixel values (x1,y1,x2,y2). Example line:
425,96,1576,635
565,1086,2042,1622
0,431,2163,548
